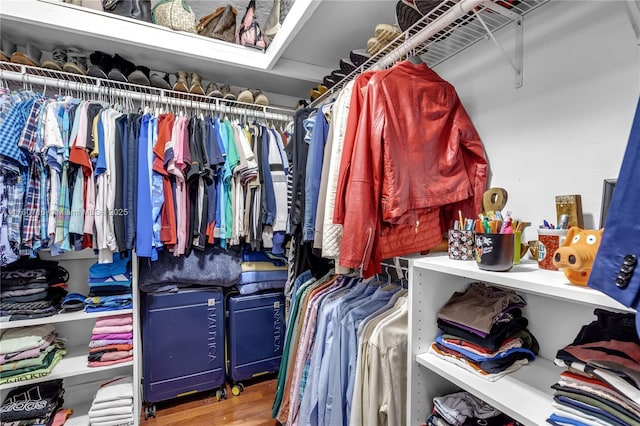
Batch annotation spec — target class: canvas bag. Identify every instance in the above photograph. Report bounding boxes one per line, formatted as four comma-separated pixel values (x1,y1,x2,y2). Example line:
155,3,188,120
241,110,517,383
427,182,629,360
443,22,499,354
197,5,238,44
152,0,197,33
237,0,268,50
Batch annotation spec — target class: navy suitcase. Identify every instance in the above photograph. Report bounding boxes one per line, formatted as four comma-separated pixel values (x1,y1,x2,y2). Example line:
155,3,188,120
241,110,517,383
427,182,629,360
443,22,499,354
142,287,226,418
226,290,286,395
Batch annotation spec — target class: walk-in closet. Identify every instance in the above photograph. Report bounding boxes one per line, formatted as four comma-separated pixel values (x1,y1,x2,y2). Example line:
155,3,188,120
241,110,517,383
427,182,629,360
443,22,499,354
1,1,639,425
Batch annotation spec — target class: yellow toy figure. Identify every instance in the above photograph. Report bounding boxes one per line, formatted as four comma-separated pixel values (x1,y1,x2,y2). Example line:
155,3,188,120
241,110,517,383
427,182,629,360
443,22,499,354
552,227,604,286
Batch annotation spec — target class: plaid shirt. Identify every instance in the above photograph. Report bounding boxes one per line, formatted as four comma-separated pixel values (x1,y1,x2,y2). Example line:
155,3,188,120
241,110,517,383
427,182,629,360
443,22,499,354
20,162,41,253
6,172,25,251
18,99,47,254
17,98,44,154
0,97,35,174
0,91,32,127
0,173,20,266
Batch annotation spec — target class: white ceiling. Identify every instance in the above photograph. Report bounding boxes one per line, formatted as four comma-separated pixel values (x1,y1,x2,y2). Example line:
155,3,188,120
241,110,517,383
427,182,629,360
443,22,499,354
0,0,400,107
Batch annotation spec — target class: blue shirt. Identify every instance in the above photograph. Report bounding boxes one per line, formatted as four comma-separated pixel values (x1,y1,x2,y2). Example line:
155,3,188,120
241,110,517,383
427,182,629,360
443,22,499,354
326,285,401,426
0,97,34,173
303,112,329,241
136,114,154,258
298,277,360,425
317,280,378,426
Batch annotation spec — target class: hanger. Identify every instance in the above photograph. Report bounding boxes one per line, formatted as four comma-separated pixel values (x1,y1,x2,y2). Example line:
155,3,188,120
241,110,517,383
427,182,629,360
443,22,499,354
407,47,424,65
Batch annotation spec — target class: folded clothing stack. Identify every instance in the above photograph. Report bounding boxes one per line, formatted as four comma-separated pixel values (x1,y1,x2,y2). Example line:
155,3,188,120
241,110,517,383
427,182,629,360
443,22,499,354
0,257,69,321
429,282,538,381
0,379,66,425
88,376,134,426
427,391,522,425
238,248,288,295
0,324,67,385
85,253,132,313
88,314,133,368
548,309,640,426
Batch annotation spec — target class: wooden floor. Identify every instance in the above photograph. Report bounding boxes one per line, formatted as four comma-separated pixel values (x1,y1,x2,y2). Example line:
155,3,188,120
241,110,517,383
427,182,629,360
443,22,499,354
140,379,281,426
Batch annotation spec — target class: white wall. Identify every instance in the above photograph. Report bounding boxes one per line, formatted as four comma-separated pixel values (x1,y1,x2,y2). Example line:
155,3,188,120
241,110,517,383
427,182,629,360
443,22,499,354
433,1,638,243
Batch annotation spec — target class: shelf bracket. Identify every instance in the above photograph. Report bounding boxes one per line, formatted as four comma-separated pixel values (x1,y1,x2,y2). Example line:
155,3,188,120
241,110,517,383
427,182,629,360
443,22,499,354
475,2,524,88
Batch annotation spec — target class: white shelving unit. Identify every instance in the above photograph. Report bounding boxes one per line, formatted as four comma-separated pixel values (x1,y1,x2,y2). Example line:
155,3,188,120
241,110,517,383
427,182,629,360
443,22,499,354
407,253,633,426
0,249,140,425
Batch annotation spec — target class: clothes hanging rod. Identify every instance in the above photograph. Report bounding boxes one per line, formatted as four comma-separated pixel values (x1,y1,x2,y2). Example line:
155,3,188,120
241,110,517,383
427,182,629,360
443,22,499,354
0,64,295,122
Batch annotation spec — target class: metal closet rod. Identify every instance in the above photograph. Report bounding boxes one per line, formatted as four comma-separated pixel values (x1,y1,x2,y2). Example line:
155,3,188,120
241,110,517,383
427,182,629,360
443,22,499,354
0,68,294,122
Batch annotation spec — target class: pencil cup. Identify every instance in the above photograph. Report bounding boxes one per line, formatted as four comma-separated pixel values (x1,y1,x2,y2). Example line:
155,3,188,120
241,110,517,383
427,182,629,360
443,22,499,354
448,229,475,260
537,229,568,271
474,233,515,272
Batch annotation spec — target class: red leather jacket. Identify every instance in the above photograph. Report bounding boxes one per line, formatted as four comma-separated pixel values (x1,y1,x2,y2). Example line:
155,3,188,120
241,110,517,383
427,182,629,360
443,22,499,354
334,61,488,276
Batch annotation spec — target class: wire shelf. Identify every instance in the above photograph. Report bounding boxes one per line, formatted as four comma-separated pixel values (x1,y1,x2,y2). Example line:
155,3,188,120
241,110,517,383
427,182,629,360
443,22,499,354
0,62,295,122
311,0,548,107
